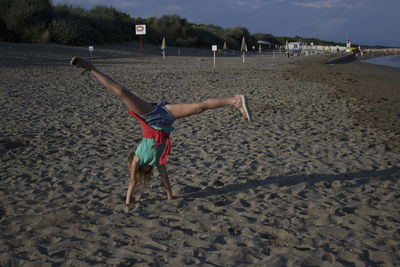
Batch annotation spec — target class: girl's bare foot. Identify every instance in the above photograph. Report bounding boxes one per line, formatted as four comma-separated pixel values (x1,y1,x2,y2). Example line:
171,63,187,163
70,57,94,75
235,94,252,122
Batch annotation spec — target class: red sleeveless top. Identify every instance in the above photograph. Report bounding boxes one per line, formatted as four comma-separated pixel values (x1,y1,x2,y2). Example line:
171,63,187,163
128,109,171,165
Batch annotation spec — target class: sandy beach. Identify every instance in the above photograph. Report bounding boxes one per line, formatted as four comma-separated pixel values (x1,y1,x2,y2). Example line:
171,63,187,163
1,42,400,266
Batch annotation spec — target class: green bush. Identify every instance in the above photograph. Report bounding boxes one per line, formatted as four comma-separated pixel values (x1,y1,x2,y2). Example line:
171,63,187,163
50,4,135,45
0,1,346,49
1,0,53,42
0,17,8,41
151,15,191,46
187,24,223,48
87,6,128,43
49,19,80,45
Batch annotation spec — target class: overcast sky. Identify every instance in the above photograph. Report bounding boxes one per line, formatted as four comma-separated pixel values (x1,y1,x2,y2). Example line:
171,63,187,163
53,0,400,47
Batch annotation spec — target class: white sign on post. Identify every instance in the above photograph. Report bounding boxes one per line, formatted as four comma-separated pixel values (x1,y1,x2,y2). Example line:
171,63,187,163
135,25,146,64
89,46,94,58
135,25,146,35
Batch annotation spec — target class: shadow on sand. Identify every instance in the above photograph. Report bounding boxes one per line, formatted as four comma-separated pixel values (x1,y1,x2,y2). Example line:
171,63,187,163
182,166,400,200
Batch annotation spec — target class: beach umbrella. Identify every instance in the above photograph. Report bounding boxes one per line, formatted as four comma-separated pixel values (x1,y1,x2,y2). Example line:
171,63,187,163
241,37,248,52
285,40,289,50
241,37,247,63
161,37,166,59
161,37,166,50
223,41,227,56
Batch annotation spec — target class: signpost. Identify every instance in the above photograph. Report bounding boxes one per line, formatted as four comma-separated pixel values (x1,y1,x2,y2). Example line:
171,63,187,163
135,25,146,64
212,45,217,68
88,46,94,58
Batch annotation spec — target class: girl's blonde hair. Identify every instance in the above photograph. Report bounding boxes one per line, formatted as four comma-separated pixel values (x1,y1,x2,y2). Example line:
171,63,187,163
128,150,153,186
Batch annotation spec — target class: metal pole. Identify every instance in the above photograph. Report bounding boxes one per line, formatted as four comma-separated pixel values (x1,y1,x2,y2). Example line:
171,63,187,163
140,35,143,64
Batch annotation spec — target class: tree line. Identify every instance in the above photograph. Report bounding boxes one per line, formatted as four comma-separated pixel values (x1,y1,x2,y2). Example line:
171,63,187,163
0,0,353,49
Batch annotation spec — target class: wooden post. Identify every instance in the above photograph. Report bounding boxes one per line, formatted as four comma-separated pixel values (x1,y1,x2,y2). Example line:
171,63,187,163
213,51,216,68
212,45,217,68
272,51,275,67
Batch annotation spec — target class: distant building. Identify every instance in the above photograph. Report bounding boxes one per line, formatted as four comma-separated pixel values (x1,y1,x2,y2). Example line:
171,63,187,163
257,40,271,49
284,41,347,54
288,42,306,51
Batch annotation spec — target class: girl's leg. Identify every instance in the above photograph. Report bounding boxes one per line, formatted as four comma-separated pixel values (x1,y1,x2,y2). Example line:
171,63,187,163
165,95,250,121
165,97,236,118
90,69,154,115
126,155,140,205
71,57,154,116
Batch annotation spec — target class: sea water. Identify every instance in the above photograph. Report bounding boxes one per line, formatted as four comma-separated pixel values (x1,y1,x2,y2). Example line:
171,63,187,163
361,55,400,68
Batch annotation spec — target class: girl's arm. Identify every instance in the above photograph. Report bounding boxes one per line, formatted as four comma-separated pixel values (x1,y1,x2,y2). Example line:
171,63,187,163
126,156,140,205
157,164,173,200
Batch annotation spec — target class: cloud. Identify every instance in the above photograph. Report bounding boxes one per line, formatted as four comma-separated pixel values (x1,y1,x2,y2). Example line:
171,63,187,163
228,0,266,9
294,0,362,9
53,0,101,6
164,4,184,13
114,0,138,9
53,0,128,8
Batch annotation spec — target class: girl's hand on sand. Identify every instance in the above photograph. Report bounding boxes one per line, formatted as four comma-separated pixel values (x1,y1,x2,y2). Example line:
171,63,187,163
161,195,173,200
